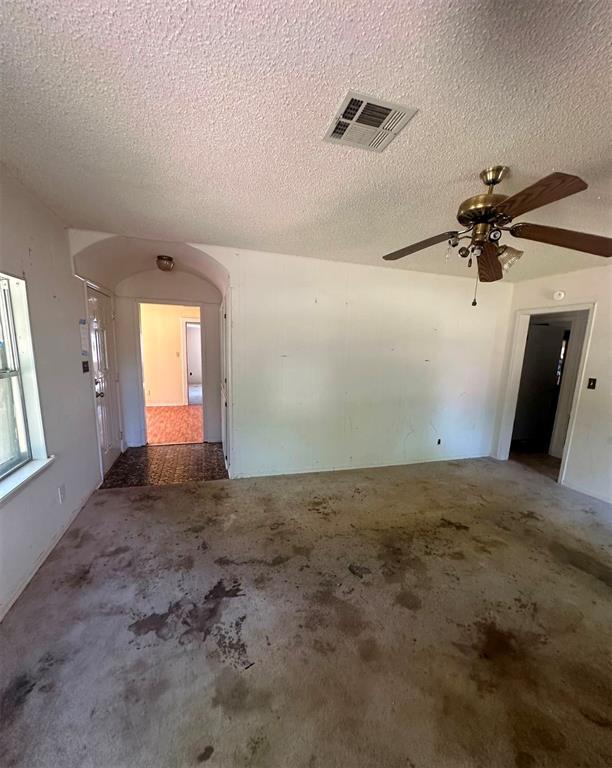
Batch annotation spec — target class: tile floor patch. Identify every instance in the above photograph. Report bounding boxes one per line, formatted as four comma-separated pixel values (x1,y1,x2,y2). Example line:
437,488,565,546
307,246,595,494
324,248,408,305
145,405,203,445
101,444,228,488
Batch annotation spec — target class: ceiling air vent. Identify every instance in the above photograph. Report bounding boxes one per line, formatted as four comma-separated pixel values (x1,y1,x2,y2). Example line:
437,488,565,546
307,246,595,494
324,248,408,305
324,91,417,153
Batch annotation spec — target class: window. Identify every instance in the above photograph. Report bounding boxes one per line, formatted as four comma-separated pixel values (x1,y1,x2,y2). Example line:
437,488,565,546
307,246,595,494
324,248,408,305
0,277,31,478
0,272,48,492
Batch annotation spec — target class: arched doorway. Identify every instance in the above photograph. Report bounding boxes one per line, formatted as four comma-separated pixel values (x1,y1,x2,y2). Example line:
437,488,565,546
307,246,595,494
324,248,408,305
71,234,231,481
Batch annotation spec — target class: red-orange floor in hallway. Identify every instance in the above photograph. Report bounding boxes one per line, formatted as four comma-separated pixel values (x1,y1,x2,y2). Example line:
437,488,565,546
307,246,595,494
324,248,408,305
145,405,203,444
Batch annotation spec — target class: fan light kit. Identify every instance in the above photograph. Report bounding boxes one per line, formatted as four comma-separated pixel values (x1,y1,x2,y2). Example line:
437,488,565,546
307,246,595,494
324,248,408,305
498,245,523,271
383,166,612,297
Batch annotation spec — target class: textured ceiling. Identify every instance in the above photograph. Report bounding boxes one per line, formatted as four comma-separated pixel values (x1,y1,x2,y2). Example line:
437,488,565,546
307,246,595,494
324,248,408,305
1,0,611,281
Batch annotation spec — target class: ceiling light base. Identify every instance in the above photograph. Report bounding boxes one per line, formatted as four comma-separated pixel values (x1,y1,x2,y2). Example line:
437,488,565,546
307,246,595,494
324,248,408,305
480,165,509,188
156,254,174,272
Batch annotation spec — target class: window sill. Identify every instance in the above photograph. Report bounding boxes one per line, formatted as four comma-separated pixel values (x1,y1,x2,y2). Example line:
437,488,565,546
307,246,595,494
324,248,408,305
0,456,55,506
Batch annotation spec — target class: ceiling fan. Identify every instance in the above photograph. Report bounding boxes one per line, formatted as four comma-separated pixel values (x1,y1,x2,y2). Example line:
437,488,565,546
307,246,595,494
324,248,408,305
383,166,612,282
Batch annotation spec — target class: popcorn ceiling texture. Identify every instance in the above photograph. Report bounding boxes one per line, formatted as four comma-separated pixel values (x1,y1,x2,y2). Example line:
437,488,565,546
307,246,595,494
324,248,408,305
1,0,611,280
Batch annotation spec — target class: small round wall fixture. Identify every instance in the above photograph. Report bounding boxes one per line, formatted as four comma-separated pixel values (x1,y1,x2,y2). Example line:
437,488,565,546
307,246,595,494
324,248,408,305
156,254,174,272
553,290,566,301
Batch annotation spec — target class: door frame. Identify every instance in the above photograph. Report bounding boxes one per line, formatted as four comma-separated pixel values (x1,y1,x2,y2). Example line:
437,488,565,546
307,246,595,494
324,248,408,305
182,319,204,405
84,282,123,482
135,299,204,444
220,290,232,472
548,311,589,458
495,302,596,486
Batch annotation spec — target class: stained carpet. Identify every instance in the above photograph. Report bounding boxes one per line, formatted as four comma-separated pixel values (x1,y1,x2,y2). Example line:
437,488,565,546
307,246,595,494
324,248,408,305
1,459,611,767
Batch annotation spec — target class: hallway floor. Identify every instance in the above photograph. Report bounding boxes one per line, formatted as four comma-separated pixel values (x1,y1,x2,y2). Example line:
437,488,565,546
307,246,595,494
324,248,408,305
101,444,228,488
1,459,611,767
510,451,562,482
145,405,203,444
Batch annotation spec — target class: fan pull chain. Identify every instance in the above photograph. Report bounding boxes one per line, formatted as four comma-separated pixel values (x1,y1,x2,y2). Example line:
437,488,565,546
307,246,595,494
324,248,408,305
472,274,479,306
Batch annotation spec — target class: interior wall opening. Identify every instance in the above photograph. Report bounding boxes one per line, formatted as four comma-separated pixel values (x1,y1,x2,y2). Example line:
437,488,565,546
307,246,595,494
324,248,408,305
509,309,589,482
185,321,203,405
139,302,203,446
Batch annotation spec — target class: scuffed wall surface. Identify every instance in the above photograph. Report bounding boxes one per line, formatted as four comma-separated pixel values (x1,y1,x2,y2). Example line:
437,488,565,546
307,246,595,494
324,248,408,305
0,167,100,619
203,245,512,478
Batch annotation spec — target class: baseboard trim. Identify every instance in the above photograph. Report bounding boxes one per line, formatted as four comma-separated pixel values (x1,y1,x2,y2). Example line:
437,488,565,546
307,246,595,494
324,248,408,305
145,402,188,407
230,452,492,480
561,479,611,504
0,488,95,622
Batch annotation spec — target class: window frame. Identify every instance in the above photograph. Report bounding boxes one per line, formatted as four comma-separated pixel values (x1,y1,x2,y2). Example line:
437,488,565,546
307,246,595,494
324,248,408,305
0,276,32,479
0,271,51,502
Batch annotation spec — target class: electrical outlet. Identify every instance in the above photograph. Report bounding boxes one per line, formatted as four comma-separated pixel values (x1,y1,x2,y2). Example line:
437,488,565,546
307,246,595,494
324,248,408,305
58,484,66,504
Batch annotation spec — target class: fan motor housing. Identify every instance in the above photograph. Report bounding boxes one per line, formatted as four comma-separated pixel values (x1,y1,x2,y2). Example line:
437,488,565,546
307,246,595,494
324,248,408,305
456,193,507,227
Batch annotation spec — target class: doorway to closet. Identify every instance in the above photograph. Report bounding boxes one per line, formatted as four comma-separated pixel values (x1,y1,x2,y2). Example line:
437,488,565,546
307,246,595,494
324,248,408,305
509,310,588,481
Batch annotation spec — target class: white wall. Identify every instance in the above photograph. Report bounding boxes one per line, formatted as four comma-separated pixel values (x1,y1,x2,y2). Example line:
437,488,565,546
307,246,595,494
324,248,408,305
0,167,100,619
502,265,612,502
198,245,513,478
114,270,221,444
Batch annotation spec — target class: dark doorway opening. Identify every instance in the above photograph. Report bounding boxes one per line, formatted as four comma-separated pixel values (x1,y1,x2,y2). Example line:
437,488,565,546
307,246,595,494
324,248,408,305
510,310,588,481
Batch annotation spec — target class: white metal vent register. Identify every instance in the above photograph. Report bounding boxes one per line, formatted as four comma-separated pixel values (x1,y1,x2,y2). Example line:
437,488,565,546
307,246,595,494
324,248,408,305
324,91,417,152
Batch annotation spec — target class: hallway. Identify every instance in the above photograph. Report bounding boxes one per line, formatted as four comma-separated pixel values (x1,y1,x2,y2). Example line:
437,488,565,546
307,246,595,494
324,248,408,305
145,405,203,445
510,450,561,482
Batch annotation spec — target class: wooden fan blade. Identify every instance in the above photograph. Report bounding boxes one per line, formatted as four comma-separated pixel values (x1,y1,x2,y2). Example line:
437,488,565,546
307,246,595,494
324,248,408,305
477,242,503,282
495,173,587,221
383,231,458,261
511,223,612,257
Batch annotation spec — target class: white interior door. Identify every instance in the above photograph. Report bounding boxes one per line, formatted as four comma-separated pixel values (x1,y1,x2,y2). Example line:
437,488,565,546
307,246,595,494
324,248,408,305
87,286,121,475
